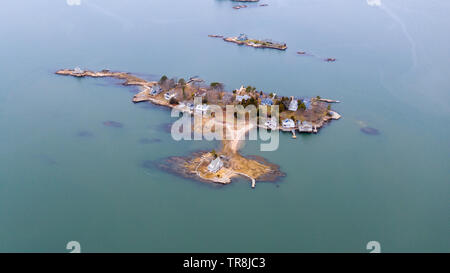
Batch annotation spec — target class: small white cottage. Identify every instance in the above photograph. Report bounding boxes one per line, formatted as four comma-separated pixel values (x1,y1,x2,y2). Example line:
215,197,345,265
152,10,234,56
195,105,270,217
208,157,223,173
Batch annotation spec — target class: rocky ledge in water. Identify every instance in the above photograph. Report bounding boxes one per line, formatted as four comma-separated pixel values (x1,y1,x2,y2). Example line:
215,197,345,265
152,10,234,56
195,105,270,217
360,127,380,135
103,121,124,128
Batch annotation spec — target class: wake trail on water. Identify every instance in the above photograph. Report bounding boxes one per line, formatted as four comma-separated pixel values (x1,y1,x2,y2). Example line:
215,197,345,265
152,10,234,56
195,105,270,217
367,0,418,70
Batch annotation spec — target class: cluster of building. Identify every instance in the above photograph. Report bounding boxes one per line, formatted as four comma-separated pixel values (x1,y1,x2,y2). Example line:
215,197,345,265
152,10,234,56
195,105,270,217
280,119,315,133
268,118,315,133
150,85,163,96
148,79,322,135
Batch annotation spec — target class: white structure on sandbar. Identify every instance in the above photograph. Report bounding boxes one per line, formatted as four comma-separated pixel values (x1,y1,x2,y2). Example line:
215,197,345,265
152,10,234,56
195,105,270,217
208,157,223,173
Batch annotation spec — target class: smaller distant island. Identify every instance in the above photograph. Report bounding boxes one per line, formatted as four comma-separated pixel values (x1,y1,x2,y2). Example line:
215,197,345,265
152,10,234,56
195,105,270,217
233,3,268,9
222,34,287,51
232,4,248,9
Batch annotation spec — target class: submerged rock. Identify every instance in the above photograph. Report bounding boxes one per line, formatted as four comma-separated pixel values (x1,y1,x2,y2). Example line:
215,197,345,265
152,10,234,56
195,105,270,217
35,154,57,165
138,138,162,144
360,127,380,135
141,160,156,170
103,121,123,128
159,123,173,134
77,130,94,137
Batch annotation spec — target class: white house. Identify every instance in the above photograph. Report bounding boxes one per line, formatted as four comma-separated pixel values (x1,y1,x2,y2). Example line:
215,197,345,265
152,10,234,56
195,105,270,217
282,119,295,129
298,121,313,133
288,98,298,111
195,104,210,114
74,67,83,74
164,92,175,100
207,157,223,173
236,95,251,102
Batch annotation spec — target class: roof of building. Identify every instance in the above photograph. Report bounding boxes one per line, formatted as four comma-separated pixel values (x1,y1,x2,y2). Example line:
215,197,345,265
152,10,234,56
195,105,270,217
150,85,162,94
208,157,223,172
282,119,295,127
261,98,273,105
236,95,251,102
74,67,83,74
288,99,298,111
238,34,248,41
302,99,311,109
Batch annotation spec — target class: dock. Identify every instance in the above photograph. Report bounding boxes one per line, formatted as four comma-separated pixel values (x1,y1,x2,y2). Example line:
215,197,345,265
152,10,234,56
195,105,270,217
328,111,342,120
319,98,340,103
235,172,256,189
132,88,152,103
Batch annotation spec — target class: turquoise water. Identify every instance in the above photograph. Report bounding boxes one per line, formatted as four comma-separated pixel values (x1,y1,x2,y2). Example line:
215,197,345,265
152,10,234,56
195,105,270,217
0,0,449,252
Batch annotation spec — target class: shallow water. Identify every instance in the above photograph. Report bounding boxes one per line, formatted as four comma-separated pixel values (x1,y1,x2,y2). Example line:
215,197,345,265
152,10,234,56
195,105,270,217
0,0,449,252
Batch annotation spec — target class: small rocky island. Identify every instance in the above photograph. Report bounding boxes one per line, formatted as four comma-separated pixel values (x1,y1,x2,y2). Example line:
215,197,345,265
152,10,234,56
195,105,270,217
56,68,341,188
222,34,287,51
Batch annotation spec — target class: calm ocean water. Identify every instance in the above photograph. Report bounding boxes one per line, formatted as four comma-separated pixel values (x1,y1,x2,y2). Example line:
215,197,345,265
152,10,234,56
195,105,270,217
0,0,448,252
